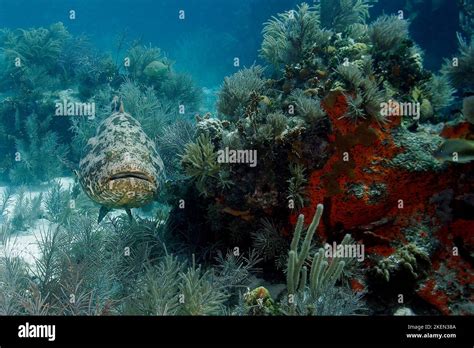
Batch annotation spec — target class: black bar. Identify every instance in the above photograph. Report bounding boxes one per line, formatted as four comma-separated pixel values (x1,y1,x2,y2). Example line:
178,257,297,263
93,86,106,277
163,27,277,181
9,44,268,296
0,316,473,346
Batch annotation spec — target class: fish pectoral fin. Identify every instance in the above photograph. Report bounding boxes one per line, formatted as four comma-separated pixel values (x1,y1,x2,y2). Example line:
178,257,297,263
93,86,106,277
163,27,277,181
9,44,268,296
98,206,111,223
126,208,134,222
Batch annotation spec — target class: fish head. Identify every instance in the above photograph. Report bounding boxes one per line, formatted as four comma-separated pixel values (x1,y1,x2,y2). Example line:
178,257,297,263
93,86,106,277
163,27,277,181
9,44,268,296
79,112,164,209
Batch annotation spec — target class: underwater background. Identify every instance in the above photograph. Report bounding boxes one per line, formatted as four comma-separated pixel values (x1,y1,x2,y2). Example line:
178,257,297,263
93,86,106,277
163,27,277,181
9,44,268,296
0,0,473,316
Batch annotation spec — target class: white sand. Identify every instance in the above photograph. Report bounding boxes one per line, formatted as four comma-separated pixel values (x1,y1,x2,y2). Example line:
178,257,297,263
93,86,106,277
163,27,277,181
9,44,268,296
1,219,55,269
0,176,153,268
0,177,75,268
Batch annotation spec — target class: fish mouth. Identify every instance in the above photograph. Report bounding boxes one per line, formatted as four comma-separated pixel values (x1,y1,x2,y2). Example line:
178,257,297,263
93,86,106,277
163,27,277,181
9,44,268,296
108,171,153,183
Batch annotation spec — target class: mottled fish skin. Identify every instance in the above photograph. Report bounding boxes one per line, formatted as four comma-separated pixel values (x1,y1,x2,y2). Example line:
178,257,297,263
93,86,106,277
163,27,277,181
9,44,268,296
79,111,164,209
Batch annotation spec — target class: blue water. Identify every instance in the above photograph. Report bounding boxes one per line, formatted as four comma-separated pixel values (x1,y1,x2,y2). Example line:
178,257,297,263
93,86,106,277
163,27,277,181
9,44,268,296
0,0,461,86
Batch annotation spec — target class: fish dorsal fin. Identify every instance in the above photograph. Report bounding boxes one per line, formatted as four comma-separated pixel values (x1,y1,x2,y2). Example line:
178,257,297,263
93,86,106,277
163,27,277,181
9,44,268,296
119,100,124,113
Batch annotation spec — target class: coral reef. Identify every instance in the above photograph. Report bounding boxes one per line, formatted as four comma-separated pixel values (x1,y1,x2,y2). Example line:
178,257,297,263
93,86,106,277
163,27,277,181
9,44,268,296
1,1,472,318
243,286,277,316
0,24,202,186
373,243,431,283
281,204,364,315
166,2,473,316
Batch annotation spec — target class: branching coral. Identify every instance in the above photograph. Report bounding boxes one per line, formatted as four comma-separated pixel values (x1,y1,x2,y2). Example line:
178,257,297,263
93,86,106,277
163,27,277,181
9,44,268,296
125,255,182,315
367,15,429,93
287,163,308,211
217,65,266,120
266,112,288,138
178,256,229,315
124,44,201,113
1,22,69,71
9,186,43,232
119,80,175,139
44,180,73,224
260,3,321,70
282,204,361,315
286,204,326,295
373,243,430,283
8,113,68,184
308,285,366,315
343,93,366,122
214,249,262,288
251,219,289,269
125,248,260,315
336,64,365,89
0,186,12,217
0,255,30,314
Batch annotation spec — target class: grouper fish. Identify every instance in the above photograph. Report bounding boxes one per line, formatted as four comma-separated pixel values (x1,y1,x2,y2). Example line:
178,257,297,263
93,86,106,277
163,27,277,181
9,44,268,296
78,103,164,222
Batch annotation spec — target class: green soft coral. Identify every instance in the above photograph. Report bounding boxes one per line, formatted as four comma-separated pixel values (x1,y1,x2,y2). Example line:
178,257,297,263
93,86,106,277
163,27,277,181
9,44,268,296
321,0,375,33
260,3,321,71
180,134,221,196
